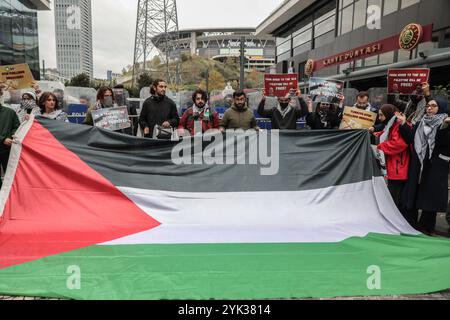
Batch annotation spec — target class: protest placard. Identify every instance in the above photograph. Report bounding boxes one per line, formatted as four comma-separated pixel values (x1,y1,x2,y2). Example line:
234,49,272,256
264,74,298,97
387,68,430,95
0,63,36,90
92,106,131,131
339,107,377,130
309,78,344,98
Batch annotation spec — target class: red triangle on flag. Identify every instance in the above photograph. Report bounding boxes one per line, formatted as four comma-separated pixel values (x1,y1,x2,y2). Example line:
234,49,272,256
0,121,161,269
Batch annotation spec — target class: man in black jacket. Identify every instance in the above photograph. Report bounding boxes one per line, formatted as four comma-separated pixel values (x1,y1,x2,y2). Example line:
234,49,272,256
139,79,179,138
257,89,308,130
0,87,20,190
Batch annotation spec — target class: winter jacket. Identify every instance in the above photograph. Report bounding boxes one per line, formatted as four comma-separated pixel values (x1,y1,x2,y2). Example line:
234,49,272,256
0,104,20,154
401,123,450,212
179,107,220,135
220,105,258,130
139,95,179,137
306,106,343,130
257,97,308,130
375,120,411,180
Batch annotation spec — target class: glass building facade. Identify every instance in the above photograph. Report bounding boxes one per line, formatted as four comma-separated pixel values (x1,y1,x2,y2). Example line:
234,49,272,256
0,0,41,80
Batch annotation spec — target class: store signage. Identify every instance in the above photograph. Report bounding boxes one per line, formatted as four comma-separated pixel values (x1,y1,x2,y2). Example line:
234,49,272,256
399,23,423,51
307,24,432,74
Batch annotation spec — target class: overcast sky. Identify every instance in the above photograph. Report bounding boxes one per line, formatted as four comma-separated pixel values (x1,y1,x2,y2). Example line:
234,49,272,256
37,0,283,79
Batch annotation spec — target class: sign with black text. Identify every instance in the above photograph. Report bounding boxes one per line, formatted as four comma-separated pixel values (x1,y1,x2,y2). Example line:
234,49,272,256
309,78,344,98
92,106,131,131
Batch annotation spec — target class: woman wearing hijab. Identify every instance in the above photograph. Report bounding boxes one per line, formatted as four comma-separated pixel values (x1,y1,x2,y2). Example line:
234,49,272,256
399,97,450,235
374,104,411,216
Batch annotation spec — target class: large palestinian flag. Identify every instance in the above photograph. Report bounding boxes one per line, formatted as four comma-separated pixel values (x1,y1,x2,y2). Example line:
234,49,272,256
0,117,449,300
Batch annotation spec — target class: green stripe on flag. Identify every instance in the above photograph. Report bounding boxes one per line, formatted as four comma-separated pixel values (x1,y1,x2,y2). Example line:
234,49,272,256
1,233,449,300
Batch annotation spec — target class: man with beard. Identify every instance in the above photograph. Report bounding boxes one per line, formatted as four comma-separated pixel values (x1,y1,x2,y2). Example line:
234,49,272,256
220,90,258,131
388,82,432,125
257,89,308,130
178,89,219,135
139,79,179,138
353,91,380,114
306,95,344,130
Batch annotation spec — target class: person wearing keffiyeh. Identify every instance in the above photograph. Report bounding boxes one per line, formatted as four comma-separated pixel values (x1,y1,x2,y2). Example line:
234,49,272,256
400,97,450,235
257,89,308,130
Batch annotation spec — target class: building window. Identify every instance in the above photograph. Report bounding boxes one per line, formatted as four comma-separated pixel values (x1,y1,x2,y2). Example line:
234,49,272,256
314,12,335,37
314,31,335,48
277,51,291,62
401,0,420,9
378,51,394,65
293,29,312,48
397,49,414,61
293,42,312,56
276,39,291,56
353,0,367,30
365,55,378,66
340,4,354,35
383,0,398,15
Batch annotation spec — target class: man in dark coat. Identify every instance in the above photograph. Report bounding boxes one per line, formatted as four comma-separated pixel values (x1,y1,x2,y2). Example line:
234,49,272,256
257,89,308,130
139,79,179,138
0,87,20,190
399,97,450,234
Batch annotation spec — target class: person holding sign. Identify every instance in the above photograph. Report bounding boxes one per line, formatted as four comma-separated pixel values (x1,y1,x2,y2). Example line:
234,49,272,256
399,98,450,235
139,79,179,138
373,104,411,217
388,82,432,126
178,89,219,136
306,95,345,130
84,86,117,126
257,89,308,130
38,92,69,122
0,86,20,191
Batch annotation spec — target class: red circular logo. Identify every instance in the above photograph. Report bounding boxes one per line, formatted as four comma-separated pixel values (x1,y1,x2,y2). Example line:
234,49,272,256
399,23,423,51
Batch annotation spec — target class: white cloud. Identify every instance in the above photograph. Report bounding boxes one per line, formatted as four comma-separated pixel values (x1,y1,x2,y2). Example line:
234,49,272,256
38,0,282,79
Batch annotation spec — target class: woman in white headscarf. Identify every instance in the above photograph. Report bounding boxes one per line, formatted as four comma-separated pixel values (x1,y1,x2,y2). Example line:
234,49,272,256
400,97,450,235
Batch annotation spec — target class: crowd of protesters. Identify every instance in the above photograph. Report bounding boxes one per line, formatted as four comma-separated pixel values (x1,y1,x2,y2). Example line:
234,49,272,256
1,78,450,235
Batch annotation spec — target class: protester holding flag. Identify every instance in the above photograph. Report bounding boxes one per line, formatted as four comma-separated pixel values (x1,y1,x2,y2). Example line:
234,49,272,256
388,82,432,125
38,92,69,122
220,90,258,131
399,97,450,234
0,86,20,190
178,89,219,135
373,104,411,216
257,89,308,130
139,79,179,138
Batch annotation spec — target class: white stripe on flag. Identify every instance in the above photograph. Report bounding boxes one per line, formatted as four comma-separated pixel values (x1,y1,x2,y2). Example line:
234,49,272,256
101,177,419,245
